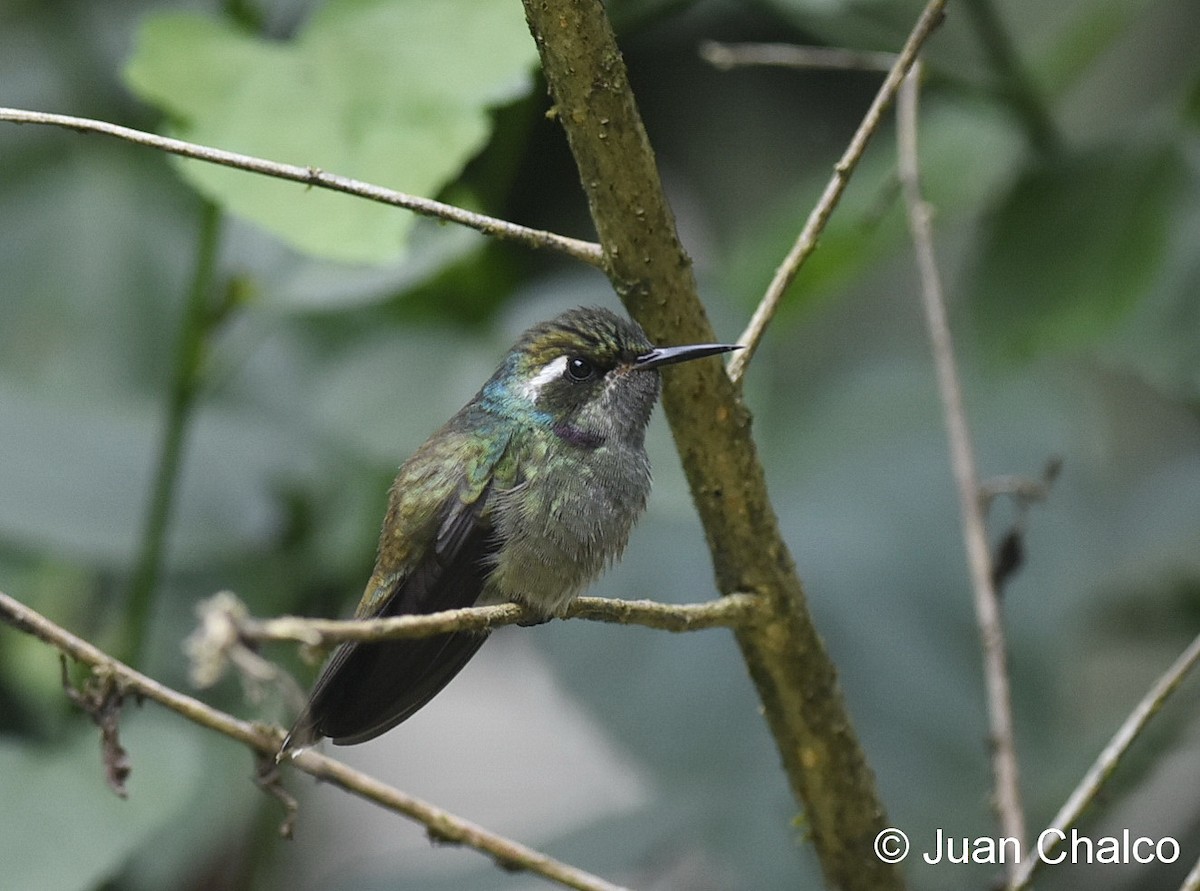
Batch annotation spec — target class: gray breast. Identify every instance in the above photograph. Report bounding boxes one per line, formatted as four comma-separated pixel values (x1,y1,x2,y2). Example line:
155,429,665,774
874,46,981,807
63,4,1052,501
487,439,652,617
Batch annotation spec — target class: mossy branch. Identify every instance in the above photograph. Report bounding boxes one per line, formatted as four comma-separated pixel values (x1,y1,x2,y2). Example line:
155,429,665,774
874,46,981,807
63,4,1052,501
521,2,910,888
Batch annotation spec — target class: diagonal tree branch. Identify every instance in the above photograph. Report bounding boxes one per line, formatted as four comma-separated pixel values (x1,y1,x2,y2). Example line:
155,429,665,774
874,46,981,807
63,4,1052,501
0,591,628,891
1009,630,1200,890
721,0,948,384
521,2,906,888
1179,852,1200,891
0,106,604,268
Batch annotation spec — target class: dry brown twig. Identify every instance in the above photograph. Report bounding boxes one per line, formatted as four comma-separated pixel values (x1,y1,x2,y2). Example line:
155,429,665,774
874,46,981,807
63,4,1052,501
0,591,629,891
255,751,301,840
184,591,308,714
231,591,759,643
60,656,133,799
895,62,1027,867
714,0,950,384
1179,853,1200,891
700,40,896,73
0,107,604,268
185,590,762,706
1008,631,1200,890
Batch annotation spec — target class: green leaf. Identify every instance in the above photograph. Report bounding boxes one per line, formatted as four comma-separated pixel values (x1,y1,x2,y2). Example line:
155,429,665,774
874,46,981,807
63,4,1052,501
968,143,1184,359
124,0,538,264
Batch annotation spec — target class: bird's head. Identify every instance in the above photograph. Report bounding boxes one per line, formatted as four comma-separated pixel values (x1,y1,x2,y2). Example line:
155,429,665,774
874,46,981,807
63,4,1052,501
486,307,739,449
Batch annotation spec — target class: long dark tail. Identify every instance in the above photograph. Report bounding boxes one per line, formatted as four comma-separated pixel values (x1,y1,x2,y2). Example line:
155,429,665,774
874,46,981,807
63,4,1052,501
281,630,489,752
280,478,500,756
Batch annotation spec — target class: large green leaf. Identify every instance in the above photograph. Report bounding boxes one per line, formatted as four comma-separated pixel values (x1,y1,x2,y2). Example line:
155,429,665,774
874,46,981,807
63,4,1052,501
968,143,1184,359
124,0,538,263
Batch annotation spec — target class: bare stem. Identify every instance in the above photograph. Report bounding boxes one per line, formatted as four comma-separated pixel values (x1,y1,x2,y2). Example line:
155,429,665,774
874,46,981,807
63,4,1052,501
0,590,628,891
979,456,1062,509
186,592,762,693
896,64,1026,863
0,106,604,268
522,1,906,888
700,41,896,73
725,0,948,384
1008,631,1200,890
1180,852,1200,891
236,593,762,646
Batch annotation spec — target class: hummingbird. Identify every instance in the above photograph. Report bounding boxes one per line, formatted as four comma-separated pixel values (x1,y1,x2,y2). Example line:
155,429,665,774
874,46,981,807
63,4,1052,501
281,306,738,754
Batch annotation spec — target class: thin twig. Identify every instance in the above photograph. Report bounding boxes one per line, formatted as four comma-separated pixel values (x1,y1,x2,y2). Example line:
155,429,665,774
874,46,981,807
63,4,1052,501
0,107,604,268
896,64,1026,865
225,592,760,647
700,41,896,73
254,753,300,840
979,456,1062,510
981,457,1062,593
724,0,948,384
60,656,132,799
0,591,628,891
185,592,309,714
1008,631,1200,890
189,592,760,707
1180,852,1200,891
564,593,760,629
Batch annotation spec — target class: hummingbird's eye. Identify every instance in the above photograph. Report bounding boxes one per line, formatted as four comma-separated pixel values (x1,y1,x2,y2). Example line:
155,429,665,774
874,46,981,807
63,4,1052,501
565,356,595,382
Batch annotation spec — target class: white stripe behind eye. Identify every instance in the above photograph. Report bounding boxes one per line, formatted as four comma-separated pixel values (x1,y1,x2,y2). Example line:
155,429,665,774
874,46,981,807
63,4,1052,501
517,355,568,401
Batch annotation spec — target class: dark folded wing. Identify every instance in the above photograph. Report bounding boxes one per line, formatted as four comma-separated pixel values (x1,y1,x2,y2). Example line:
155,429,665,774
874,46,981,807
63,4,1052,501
282,481,499,750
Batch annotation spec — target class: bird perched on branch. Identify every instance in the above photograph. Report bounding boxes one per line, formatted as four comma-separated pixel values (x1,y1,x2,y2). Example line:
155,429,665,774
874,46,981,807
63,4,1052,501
281,306,738,755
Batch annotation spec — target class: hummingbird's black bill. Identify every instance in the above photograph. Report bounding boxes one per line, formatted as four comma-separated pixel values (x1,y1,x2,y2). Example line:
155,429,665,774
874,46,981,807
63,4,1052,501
634,342,742,370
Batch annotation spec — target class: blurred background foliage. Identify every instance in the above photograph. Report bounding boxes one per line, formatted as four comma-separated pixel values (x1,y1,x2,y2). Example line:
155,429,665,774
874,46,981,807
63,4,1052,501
0,0,1198,889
